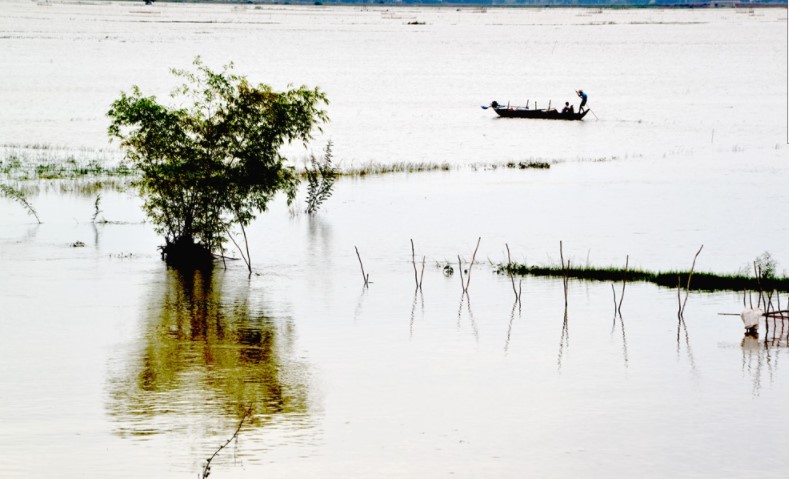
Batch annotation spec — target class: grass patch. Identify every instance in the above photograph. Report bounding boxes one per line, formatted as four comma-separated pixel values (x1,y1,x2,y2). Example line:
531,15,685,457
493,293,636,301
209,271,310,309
498,263,789,293
1,156,134,181
505,160,550,169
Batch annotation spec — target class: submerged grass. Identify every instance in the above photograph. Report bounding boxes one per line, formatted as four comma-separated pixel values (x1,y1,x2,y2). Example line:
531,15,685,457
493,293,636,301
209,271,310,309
1,145,131,191
498,263,789,292
2,143,624,196
2,146,561,182
330,159,556,177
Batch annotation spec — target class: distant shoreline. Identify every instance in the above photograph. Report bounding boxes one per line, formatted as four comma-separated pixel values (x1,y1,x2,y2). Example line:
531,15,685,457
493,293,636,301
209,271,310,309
125,1,788,8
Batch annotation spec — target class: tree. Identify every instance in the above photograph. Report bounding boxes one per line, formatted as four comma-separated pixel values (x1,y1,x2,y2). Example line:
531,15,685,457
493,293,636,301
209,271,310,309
108,58,329,268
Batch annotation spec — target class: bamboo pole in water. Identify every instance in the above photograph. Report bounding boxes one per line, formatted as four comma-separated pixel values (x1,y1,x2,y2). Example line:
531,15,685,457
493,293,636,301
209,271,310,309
464,237,481,294
410,239,419,291
506,243,520,304
419,256,425,291
617,254,629,316
681,244,704,317
559,241,569,308
458,255,465,295
355,246,369,287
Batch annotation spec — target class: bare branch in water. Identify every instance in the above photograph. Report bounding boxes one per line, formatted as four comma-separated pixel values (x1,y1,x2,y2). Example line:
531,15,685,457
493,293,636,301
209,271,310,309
201,407,253,479
464,237,481,294
617,255,629,316
355,246,369,287
680,245,704,317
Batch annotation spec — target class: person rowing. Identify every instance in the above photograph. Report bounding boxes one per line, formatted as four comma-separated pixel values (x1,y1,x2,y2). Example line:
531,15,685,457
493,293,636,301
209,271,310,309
576,89,588,112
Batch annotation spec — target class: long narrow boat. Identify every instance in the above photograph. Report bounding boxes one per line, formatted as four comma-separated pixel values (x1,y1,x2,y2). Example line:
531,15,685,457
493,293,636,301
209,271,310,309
487,101,589,121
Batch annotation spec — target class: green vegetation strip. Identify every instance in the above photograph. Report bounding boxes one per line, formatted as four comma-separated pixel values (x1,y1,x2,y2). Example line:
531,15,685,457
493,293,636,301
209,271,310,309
498,264,789,292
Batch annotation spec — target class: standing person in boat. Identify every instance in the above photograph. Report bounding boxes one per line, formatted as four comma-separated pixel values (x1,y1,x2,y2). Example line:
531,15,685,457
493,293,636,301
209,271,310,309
576,89,588,112
561,102,574,114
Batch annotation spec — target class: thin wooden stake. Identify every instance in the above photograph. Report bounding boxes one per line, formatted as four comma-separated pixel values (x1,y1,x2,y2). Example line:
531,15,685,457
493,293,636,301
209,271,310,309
559,241,568,308
355,246,369,287
419,256,426,290
753,263,764,309
677,275,682,318
239,222,252,273
681,244,704,316
617,254,629,315
506,243,520,303
410,239,419,290
458,255,465,295
564,260,570,307
464,237,481,294
611,283,617,314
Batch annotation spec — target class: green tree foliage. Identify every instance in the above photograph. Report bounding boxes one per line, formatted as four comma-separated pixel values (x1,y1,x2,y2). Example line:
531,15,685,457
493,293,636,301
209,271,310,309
107,58,328,267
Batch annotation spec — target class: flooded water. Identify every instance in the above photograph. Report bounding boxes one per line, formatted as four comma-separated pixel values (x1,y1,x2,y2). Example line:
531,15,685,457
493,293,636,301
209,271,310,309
1,2,789,479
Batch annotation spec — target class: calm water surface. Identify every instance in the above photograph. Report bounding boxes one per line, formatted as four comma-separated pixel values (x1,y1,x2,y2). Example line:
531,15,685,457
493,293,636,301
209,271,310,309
1,2,788,478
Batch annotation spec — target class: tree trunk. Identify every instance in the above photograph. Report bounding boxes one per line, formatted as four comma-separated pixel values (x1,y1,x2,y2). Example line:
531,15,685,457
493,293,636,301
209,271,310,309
162,235,214,269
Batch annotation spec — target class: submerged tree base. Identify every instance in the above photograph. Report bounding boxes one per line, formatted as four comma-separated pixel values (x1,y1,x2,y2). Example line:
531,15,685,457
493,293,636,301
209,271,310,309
161,237,214,270
498,263,789,292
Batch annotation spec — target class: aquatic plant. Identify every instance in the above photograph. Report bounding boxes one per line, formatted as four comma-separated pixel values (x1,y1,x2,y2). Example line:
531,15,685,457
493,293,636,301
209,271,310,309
107,57,328,269
304,141,337,215
91,193,103,223
0,145,129,182
0,183,41,223
754,251,777,279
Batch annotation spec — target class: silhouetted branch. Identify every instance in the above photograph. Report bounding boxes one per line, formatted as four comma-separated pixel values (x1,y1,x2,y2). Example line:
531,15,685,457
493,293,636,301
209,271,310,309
226,228,250,272
201,407,252,479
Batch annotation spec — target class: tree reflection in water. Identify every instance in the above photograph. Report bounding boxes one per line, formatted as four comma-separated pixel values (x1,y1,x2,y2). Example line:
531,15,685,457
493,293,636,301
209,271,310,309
108,267,310,438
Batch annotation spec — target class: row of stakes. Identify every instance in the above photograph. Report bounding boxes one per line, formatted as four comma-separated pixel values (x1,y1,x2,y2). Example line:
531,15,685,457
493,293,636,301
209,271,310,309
354,239,789,335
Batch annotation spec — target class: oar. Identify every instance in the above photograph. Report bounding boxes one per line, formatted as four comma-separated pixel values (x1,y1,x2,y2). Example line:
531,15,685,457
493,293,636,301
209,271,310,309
589,109,599,121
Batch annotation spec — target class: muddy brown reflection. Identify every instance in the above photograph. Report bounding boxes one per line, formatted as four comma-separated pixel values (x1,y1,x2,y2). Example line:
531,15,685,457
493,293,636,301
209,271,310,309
108,268,310,437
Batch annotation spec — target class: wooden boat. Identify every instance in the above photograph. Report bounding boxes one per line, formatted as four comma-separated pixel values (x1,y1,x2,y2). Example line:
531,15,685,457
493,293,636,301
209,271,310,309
487,100,589,121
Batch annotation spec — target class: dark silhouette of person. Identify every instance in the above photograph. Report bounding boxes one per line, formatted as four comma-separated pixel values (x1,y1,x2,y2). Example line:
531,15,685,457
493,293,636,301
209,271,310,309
577,89,588,112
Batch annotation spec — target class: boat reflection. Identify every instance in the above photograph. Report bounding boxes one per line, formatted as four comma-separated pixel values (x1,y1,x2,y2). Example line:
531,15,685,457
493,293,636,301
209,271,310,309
108,267,310,438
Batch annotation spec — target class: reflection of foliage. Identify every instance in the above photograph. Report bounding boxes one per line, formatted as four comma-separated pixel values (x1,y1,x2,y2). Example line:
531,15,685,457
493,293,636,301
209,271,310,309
108,268,309,437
